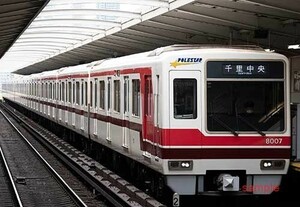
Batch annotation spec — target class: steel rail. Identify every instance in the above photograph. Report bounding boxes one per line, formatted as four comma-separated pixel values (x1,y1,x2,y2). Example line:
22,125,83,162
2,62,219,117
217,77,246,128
0,107,87,207
0,146,23,207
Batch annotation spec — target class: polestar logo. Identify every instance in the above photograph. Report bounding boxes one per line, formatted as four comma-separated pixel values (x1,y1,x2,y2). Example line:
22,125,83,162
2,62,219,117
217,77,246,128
170,57,202,68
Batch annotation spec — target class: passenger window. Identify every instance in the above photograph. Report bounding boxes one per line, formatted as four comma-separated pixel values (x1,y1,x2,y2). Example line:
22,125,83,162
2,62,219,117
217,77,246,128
59,82,61,100
90,81,93,107
50,82,52,99
99,80,105,109
173,79,197,119
132,79,140,117
42,83,44,98
145,76,152,115
54,82,57,99
46,82,48,99
47,83,49,99
72,81,75,104
108,78,111,110
114,80,120,112
68,82,71,103
124,76,129,113
45,83,47,98
62,82,65,102
81,81,84,105
94,79,98,107
76,81,80,104
85,81,88,106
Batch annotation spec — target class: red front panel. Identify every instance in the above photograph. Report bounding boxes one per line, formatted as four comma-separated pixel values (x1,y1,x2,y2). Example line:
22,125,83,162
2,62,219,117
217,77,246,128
161,129,290,147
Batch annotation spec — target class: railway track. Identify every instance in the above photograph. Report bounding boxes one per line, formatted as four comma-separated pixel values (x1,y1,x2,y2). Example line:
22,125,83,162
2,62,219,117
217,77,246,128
0,106,88,207
0,145,22,206
0,102,165,207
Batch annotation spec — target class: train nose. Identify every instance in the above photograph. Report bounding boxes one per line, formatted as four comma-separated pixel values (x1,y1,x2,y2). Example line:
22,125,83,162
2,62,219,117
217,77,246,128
216,174,240,191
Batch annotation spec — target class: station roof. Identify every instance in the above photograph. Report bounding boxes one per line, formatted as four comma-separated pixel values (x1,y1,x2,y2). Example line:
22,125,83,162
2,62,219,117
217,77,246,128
0,0,49,59
0,0,300,75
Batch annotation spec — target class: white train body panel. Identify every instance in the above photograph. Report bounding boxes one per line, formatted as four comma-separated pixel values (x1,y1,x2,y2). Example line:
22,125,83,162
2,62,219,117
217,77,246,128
2,45,291,195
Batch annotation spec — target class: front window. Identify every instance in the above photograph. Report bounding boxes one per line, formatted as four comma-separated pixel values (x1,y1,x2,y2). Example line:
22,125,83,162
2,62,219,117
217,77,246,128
207,60,285,133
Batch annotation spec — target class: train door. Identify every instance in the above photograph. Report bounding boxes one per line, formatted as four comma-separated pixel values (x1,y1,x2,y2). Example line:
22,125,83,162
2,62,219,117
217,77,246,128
58,81,62,121
123,76,130,148
53,81,57,119
38,80,41,112
93,79,98,135
154,75,161,157
80,80,85,130
106,77,112,141
72,80,76,126
143,75,154,155
65,80,70,123
48,82,51,116
169,71,201,145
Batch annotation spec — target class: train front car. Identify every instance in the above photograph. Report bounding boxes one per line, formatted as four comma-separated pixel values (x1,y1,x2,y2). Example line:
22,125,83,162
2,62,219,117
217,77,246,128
161,46,290,196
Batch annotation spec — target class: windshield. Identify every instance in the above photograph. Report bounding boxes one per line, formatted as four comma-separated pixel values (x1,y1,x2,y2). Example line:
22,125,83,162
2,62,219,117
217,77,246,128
207,81,285,132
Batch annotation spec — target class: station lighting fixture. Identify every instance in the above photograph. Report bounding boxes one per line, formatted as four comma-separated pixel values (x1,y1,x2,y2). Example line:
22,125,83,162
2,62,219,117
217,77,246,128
288,44,300,49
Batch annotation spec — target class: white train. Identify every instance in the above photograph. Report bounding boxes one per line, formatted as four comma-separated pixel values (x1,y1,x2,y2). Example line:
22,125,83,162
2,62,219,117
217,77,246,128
2,45,291,196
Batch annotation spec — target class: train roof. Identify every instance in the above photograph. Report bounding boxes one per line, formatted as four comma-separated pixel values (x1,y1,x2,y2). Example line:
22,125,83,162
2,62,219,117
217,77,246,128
147,44,265,56
91,44,284,71
25,44,286,77
40,70,58,78
57,63,91,76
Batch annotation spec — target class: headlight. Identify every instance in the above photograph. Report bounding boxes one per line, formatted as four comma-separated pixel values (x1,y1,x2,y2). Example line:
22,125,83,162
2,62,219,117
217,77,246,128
168,160,193,170
260,160,285,170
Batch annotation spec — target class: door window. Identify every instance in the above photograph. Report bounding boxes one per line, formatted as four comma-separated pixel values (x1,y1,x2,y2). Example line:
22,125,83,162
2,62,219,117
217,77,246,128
173,79,197,119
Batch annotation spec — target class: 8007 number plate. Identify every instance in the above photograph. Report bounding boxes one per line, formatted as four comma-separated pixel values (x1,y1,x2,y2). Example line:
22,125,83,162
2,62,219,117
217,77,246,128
265,138,282,145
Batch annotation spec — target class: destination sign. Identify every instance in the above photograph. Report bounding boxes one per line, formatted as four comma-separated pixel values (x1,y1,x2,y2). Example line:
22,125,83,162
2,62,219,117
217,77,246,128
207,61,284,79
222,64,268,76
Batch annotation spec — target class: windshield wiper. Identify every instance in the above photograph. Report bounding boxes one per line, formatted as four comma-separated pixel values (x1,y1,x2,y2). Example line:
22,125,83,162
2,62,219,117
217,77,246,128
237,115,265,136
209,114,239,136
